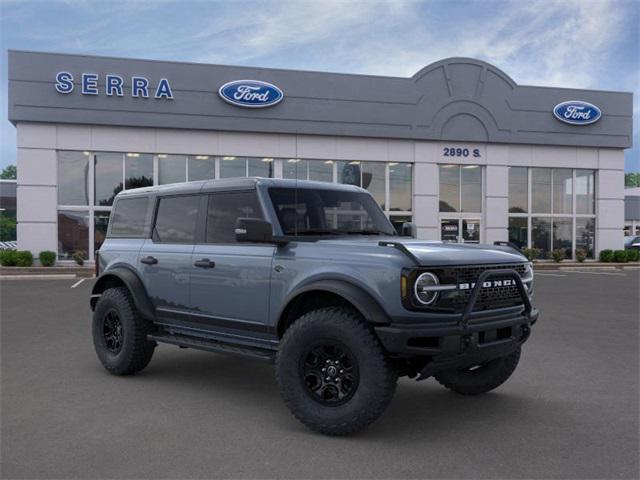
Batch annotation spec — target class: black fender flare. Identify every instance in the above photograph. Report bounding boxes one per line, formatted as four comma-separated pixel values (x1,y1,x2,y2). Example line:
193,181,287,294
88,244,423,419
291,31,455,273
91,267,155,320
278,279,391,331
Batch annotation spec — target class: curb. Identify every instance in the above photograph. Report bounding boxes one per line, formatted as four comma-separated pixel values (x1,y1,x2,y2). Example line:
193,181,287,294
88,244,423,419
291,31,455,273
0,274,81,280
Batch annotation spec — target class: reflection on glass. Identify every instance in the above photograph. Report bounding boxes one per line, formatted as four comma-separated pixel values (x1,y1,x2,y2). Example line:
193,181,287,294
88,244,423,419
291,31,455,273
362,162,385,209
94,211,110,254
158,155,186,184
248,158,273,177
188,155,215,181
461,165,482,212
531,168,552,213
220,157,246,178
58,210,89,259
552,217,572,257
508,167,528,213
576,170,595,214
509,217,528,249
58,151,89,205
283,159,307,180
389,163,412,212
95,153,123,206
338,161,361,186
125,153,153,190
308,160,333,182
576,217,595,258
389,215,412,235
439,165,459,212
553,169,572,214
531,217,551,258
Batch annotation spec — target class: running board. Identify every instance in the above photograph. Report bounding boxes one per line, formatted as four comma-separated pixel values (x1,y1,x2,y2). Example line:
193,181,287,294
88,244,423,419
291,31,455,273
148,333,276,363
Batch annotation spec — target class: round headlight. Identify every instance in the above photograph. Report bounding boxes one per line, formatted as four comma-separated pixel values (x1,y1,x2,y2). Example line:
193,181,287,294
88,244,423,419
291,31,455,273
414,272,440,305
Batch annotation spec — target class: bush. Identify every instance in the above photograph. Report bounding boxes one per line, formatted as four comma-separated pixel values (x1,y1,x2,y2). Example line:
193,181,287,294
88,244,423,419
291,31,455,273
551,249,565,263
626,249,639,262
39,250,57,267
613,250,628,263
0,249,17,266
73,250,86,266
575,249,587,263
522,247,542,261
599,249,614,262
14,250,34,267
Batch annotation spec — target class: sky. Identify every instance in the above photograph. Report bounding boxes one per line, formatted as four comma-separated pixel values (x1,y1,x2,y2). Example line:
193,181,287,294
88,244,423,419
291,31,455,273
0,0,638,172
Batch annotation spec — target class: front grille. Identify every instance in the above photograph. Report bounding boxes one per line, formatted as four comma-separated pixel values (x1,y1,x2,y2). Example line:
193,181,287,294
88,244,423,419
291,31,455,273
432,263,527,313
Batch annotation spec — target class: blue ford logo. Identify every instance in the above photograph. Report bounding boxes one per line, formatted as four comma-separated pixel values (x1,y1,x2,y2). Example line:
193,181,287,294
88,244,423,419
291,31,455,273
553,100,601,125
218,80,283,108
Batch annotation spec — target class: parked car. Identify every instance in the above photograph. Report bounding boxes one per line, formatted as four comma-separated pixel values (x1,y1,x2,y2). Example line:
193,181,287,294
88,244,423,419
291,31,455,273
90,178,538,435
624,236,640,250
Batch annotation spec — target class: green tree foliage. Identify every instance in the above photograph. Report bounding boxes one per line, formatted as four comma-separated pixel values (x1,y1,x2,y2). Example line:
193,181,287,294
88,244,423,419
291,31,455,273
625,172,640,188
1,165,16,179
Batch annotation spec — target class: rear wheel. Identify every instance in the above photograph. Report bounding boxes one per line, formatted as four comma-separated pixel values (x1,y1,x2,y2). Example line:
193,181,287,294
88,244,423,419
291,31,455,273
276,307,397,436
92,287,155,375
434,348,521,395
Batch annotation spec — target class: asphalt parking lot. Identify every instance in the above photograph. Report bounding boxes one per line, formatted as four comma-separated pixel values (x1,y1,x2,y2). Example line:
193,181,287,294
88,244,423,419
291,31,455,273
1,271,638,479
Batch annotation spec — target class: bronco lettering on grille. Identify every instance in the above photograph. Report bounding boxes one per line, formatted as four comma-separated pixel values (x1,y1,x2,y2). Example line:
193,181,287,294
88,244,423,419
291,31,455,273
458,279,515,290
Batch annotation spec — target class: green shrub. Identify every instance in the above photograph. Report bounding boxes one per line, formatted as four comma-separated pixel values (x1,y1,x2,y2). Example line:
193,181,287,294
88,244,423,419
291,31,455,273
613,250,628,263
551,249,565,263
39,250,57,267
575,249,587,263
0,249,17,266
599,249,614,262
522,247,542,261
626,249,639,262
73,250,86,266
14,250,34,267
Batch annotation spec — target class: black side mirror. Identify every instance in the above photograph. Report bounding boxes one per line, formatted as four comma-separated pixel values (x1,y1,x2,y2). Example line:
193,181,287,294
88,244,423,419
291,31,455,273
400,222,416,238
235,218,274,243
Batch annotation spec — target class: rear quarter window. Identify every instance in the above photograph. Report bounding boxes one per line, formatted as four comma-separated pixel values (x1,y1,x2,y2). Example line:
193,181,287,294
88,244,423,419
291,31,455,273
154,195,200,243
109,197,150,237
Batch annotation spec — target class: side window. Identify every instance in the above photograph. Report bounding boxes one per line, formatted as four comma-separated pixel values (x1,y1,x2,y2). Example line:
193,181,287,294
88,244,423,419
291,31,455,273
154,195,200,243
109,197,149,237
206,191,263,243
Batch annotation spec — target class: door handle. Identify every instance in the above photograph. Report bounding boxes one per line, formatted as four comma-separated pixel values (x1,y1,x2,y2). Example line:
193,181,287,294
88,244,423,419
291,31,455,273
140,256,158,265
194,258,215,269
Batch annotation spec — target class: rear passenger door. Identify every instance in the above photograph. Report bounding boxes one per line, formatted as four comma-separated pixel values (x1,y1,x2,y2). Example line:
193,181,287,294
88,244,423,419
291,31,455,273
189,191,275,345
139,194,202,323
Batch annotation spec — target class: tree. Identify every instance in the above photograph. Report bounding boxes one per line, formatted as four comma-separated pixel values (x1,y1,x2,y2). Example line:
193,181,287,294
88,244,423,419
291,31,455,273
625,172,640,188
1,165,16,179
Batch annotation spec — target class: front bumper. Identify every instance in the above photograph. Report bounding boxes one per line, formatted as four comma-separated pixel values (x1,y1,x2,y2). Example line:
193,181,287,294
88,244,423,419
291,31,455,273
375,267,538,379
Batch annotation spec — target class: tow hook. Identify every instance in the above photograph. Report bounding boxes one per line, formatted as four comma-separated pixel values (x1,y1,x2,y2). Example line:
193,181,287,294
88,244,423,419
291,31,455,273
461,335,472,353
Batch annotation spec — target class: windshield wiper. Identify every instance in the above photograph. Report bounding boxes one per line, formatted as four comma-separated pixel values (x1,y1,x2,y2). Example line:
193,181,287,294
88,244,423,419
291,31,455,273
290,229,345,236
345,230,386,235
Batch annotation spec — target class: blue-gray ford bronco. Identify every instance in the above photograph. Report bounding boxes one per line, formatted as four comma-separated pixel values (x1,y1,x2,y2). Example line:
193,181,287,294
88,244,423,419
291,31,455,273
91,177,537,435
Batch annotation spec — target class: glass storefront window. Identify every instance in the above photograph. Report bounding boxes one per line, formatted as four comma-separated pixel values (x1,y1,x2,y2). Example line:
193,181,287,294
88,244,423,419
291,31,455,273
94,211,110,254
220,156,245,178
362,162,386,209
338,161,362,187
531,217,551,259
158,155,186,185
576,170,595,214
531,168,552,213
283,159,307,180
508,167,528,213
188,155,215,181
389,215,412,235
58,210,89,260
95,153,123,207
58,151,90,206
439,165,459,212
308,160,333,182
552,217,572,258
461,165,482,213
553,169,572,214
576,218,596,258
509,217,528,249
124,153,153,189
248,158,273,177
389,163,412,212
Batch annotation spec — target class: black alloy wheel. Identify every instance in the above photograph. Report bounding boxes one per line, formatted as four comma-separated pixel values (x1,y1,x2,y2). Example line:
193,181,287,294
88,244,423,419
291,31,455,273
103,309,124,354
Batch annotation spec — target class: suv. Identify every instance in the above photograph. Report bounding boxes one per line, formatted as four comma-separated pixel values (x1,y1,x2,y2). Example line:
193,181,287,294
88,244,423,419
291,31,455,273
91,178,538,435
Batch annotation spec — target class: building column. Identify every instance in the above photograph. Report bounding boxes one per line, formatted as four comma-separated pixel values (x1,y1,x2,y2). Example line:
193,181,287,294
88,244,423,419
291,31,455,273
413,142,439,239
484,165,509,244
595,149,625,253
16,123,58,258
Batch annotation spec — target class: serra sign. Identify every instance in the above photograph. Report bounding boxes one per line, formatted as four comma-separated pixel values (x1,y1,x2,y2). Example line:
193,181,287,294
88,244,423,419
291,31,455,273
55,72,174,99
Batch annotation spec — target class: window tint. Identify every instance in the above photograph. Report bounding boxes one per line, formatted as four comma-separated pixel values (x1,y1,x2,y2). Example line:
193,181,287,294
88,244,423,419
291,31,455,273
206,192,263,243
109,197,149,237
154,195,200,243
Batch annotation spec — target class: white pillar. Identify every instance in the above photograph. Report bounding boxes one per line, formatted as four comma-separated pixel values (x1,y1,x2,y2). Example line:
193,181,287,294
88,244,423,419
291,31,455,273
484,165,509,244
413,142,439,240
595,149,625,253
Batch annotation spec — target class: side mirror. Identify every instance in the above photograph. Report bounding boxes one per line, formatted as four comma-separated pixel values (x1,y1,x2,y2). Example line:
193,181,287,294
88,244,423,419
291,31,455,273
494,240,521,250
400,222,416,238
235,218,274,243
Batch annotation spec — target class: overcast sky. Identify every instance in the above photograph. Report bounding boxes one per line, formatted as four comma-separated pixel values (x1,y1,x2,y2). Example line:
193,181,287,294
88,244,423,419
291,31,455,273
1,0,638,171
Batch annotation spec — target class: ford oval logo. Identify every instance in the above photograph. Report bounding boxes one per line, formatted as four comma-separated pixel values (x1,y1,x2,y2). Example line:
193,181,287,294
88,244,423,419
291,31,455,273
218,80,283,108
553,100,601,125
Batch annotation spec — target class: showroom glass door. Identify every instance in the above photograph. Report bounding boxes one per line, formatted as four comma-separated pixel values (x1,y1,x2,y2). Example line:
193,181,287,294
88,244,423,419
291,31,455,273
440,217,481,243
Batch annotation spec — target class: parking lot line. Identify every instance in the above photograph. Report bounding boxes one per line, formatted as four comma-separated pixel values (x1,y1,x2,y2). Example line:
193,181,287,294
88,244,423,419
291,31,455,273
534,272,567,277
568,270,627,276
70,278,86,288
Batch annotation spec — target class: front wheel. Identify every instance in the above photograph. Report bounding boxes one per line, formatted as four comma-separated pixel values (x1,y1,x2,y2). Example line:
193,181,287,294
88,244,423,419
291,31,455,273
276,307,397,436
434,348,521,395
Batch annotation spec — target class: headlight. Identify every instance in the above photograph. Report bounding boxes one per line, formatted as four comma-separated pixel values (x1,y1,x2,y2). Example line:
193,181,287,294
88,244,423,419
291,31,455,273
523,262,534,296
414,272,440,305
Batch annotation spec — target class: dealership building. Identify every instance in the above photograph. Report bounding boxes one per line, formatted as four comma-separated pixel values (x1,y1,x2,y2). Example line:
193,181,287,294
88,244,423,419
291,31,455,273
7,50,633,262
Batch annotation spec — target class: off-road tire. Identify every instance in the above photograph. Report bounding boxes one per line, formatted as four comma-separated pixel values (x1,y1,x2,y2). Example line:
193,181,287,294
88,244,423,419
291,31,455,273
92,287,155,375
276,307,397,436
434,347,521,395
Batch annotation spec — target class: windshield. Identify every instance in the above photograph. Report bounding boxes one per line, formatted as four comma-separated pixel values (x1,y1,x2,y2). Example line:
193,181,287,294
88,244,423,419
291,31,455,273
268,187,396,236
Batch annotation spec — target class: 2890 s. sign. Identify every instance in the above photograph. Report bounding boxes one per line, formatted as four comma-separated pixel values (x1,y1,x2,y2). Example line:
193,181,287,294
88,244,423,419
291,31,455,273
553,100,601,125
218,80,284,108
